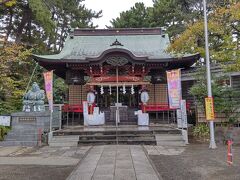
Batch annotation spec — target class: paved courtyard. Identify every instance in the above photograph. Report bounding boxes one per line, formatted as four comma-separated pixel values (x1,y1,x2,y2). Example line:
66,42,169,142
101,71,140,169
0,145,91,180
68,145,160,180
0,145,163,180
0,143,239,180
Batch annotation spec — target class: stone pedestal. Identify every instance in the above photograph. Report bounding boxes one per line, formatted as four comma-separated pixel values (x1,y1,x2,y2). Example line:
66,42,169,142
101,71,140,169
0,112,50,146
11,111,51,131
135,110,149,126
84,107,105,126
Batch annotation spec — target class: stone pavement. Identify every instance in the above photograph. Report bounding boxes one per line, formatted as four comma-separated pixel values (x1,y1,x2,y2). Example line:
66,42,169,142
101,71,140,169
0,145,91,166
144,145,185,156
68,145,161,180
0,144,186,179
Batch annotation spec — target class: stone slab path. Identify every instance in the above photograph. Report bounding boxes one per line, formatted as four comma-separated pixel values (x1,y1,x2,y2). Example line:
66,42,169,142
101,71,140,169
68,145,161,180
0,146,91,166
144,145,185,156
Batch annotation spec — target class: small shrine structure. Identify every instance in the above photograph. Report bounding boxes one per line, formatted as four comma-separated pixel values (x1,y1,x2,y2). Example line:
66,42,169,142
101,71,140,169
33,28,200,125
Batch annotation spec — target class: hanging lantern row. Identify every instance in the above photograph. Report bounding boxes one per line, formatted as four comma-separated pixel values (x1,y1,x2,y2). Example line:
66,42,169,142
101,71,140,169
123,84,126,94
98,84,135,94
109,85,112,95
100,85,104,94
131,84,134,95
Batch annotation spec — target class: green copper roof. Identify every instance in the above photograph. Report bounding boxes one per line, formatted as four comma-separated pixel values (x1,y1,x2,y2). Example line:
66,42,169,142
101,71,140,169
33,28,199,64
35,35,170,60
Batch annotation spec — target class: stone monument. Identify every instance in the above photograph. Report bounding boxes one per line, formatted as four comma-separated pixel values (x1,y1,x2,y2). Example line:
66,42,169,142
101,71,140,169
1,82,51,146
22,82,45,112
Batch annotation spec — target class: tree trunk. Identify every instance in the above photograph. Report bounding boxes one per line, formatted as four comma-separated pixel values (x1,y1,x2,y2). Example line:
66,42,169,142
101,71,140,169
6,7,13,41
58,18,67,52
15,5,31,43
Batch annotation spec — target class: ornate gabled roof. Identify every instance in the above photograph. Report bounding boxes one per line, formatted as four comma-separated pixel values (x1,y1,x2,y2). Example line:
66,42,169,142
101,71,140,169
33,28,200,64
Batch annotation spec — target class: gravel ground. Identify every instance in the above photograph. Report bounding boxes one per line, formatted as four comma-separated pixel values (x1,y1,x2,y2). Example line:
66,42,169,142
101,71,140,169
150,144,240,180
0,165,74,180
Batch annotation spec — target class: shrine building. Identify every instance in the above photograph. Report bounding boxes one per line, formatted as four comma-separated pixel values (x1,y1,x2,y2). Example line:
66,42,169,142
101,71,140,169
33,28,200,126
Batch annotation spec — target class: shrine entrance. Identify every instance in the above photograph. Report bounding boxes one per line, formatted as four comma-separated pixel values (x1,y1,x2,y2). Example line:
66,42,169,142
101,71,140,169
96,86,140,108
34,28,200,126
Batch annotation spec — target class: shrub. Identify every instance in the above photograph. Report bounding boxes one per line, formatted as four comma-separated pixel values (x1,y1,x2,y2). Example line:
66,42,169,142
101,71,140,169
193,123,210,140
0,126,10,141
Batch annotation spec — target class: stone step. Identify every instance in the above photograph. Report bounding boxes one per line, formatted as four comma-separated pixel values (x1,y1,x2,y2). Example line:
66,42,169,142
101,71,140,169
49,135,79,147
155,134,183,141
105,122,116,125
155,132,186,147
0,140,37,146
156,140,186,147
53,130,154,136
50,135,80,142
78,134,155,141
78,139,156,146
153,129,181,134
105,121,138,124
48,141,78,147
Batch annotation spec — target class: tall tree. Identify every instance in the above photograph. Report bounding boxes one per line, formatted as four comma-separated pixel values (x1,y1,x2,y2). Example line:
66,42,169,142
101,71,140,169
0,0,102,114
110,0,202,38
168,2,240,71
1,0,102,52
110,3,152,28
0,43,33,114
110,0,234,39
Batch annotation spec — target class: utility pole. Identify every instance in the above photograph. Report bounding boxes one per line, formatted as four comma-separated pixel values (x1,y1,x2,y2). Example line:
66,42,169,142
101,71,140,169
203,0,217,149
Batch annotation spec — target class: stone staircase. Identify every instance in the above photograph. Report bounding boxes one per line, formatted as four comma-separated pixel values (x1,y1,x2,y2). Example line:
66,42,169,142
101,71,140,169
48,127,185,147
48,135,79,147
155,130,186,147
49,129,157,146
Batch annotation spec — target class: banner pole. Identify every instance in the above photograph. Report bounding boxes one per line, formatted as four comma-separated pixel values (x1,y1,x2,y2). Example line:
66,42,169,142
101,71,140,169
203,0,216,149
43,70,54,137
50,110,53,132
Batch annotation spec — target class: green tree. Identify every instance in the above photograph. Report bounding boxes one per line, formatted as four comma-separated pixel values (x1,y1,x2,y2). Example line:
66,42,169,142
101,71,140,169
110,3,152,28
110,0,234,39
110,0,203,38
169,2,240,71
0,0,16,6
150,0,196,38
1,0,102,51
0,43,33,114
0,1,102,114
190,68,240,123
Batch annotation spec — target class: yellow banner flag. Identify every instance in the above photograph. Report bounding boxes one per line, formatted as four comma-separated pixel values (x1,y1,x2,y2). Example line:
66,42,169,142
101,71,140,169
205,97,215,120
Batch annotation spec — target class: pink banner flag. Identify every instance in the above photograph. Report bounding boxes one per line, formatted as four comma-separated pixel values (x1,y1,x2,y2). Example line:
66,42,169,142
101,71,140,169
166,69,182,109
43,71,53,112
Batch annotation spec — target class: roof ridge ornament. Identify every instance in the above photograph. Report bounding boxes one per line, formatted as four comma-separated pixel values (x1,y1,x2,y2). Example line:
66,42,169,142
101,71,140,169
110,39,124,46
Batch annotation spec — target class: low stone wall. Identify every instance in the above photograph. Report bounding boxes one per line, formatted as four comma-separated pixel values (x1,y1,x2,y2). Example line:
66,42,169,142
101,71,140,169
11,111,51,132
1,111,50,146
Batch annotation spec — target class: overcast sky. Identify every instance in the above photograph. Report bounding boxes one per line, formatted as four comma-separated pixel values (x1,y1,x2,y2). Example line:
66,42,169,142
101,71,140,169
84,0,153,29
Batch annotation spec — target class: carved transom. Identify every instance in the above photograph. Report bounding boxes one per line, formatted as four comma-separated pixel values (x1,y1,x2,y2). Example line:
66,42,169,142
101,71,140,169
106,56,128,66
